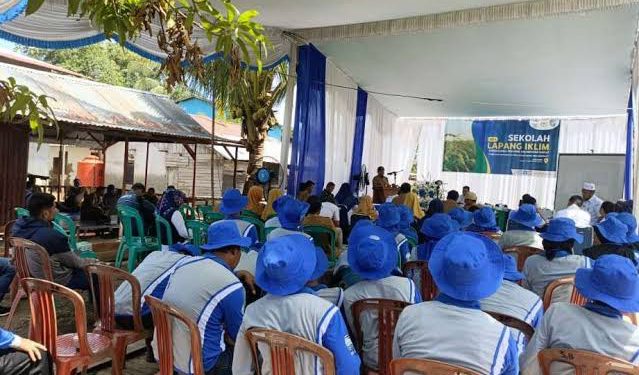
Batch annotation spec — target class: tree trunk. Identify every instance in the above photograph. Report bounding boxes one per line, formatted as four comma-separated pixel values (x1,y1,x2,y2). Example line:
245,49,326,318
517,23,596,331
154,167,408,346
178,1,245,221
243,131,266,194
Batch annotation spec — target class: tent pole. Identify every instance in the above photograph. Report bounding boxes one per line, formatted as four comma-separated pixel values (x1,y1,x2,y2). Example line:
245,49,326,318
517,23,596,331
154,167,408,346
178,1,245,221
233,146,238,189
144,141,150,187
57,135,63,202
192,143,197,207
210,89,216,201
122,139,129,192
280,41,297,191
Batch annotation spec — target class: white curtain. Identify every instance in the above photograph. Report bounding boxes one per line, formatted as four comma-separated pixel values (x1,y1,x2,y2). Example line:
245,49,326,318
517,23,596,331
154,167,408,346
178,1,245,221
415,116,627,209
323,59,357,186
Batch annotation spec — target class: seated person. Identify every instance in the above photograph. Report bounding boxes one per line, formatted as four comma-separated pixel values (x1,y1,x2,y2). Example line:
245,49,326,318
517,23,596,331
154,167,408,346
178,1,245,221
307,246,345,308
522,255,639,375
466,207,502,234
403,191,425,221
523,218,591,298
303,196,343,250
232,235,361,375
584,216,635,262
158,221,253,374
598,200,617,223
499,204,544,250
343,225,421,371
117,183,156,235
80,192,110,224
424,198,444,219
156,188,189,244
264,195,285,230
102,184,119,214
267,197,312,240
351,195,378,222
320,199,341,227
464,191,481,212
144,187,158,206
553,195,591,228
393,232,518,375
245,185,265,218
60,178,83,213
481,255,544,357
448,207,473,230
417,213,459,261
12,193,95,290
397,205,418,243
0,327,52,375
218,189,259,247
260,188,282,221
443,190,460,213
615,212,639,252
376,203,410,263
320,182,337,204
335,183,358,211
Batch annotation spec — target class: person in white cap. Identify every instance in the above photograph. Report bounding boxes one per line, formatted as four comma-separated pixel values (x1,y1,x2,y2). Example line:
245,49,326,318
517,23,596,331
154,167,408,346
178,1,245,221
581,182,603,225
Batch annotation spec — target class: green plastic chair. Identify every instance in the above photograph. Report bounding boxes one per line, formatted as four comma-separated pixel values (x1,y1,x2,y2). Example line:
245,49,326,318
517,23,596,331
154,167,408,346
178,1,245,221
265,226,278,239
54,213,98,259
303,225,337,265
116,205,160,272
203,212,224,225
179,204,196,221
241,210,262,221
196,205,215,219
155,213,174,246
14,207,29,218
240,215,266,243
494,209,508,232
185,220,208,249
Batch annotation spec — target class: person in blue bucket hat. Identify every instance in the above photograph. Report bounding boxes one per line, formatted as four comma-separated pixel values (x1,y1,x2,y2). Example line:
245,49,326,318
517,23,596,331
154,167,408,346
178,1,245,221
466,206,502,234
481,254,544,357
584,216,636,263
306,246,345,309
397,204,418,242
522,218,591,298
376,203,411,264
343,225,420,371
216,188,259,247
522,255,639,374
499,204,544,250
160,220,254,374
266,197,313,241
233,234,361,375
393,232,519,375
448,207,473,229
615,212,639,244
417,213,459,261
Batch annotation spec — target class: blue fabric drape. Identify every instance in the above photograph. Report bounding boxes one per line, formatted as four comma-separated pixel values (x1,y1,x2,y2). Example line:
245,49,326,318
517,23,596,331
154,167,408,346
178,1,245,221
287,44,326,197
625,89,634,200
349,88,368,193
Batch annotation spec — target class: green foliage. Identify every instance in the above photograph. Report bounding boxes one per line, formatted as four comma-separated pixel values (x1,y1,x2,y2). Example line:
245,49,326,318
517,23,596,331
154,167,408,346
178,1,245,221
443,139,477,172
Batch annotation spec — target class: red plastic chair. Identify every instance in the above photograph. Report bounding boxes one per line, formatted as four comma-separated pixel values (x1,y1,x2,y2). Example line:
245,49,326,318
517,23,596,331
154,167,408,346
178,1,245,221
86,264,148,373
538,348,639,375
503,246,543,272
389,358,480,375
403,261,437,301
245,328,336,375
22,277,117,374
542,277,587,311
352,298,410,375
144,295,205,375
5,237,53,329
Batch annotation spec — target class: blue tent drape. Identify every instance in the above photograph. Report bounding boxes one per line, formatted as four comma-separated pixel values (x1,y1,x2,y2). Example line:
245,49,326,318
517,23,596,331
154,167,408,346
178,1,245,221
349,88,368,193
287,44,326,197
624,89,634,200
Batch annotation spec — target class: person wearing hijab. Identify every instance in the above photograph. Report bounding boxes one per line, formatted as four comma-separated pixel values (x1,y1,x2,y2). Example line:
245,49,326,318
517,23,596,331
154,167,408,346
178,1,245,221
522,255,639,375
343,225,421,372
261,188,282,221
335,183,358,211
584,215,635,262
404,192,426,221
377,203,410,264
233,235,361,375
156,188,189,243
448,208,473,230
392,183,412,205
267,197,312,241
481,255,543,357
417,213,459,261
499,204,544,250
218,189,259,247
244,185,265,218
393,232,518,375
424,198,443,219
353,196,378,221
466,207,502,234
522,218,592,298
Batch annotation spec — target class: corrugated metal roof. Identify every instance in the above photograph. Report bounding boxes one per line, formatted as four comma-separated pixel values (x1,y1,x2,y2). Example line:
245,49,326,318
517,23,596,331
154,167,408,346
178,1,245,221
0,62,211,142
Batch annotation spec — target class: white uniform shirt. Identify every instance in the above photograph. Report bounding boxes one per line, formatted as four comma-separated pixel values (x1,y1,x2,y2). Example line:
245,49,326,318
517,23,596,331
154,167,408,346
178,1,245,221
522,303,639,375
343,276,420,370
315,287,345,308
267,227,312,241
522,254,592,298
320,202,340,223
170,211,190,239
553,204,592,228
499,230,544,250
393,301,518,375
264,216,280,229
582,195,604,226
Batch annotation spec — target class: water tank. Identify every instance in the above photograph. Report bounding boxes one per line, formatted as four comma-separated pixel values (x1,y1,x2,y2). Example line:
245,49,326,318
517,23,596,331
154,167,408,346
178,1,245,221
76,155,104,187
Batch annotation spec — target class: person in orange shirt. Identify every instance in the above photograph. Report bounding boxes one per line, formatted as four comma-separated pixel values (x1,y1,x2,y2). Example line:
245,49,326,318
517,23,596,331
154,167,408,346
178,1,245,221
443,190,460,213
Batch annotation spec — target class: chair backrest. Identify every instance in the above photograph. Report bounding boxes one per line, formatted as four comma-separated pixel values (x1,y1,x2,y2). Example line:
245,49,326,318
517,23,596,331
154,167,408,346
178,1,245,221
144,295,205,375
14,207,29,219
538,348,639,375
503,246,544,272
9,237,53,281
303,225,337,262
542,277,587,310
117,205,147,245
573,227,594,256
245,327,336,375
179,204,195,221
241,215,266,243
53,213,78,251
86,264,143,334
351,298,409,374
203,212,224,224
155,213,174,246
22,277,91,360
484,311,535,341
402,261,437,301
389,358,481,375
480,232,502,241
3,220,15,258
241,210,263,221
185,220,208,248
350,214,371,228
196,205,214,219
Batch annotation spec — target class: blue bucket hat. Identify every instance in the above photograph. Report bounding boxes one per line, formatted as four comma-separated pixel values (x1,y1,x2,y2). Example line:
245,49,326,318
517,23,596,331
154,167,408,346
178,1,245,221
503,254,523,282
429,232,505,301
256,234,316,296
576,254,639,312
614,213,639,243
473,207,498,231
277,198,310,230
272,195,292,213
348,225,397,280
420,213,459,239
376,203,401,230
219,189,248,215
508,204,543,229
311,246,329,281
540,218,583,243
169,243,200,256
449,208,473,228
594,216,629,245
201,221,252,251
398,205,414,229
